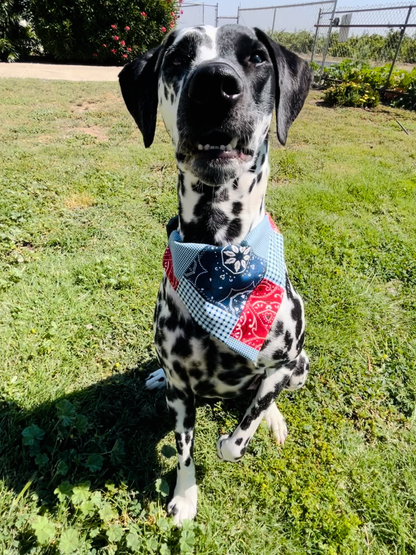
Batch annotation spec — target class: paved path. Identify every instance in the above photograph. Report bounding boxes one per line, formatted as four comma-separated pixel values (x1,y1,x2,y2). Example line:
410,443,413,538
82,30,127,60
0,62,120,81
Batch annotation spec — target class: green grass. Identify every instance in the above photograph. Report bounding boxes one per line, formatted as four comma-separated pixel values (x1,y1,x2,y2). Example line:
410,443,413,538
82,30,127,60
0,78,415,554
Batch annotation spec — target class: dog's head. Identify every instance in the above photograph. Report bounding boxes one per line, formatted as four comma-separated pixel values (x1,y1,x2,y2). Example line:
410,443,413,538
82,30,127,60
119,25,311,186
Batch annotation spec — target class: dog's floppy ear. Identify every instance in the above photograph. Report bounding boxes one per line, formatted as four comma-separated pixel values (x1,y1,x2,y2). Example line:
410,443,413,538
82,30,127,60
118,33,175,148
255,28,312,146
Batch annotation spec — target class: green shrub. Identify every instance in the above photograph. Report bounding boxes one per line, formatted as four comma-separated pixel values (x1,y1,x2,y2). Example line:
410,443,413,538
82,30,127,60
269,29,315,54
0,0,40,61
324,81,380,108
321,60,416,111
30,0,180,64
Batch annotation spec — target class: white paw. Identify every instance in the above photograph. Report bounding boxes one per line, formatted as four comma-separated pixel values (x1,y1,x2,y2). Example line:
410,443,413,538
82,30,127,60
216,434,245,462
145,368,166,390
168,486,198,526
264,403,288,445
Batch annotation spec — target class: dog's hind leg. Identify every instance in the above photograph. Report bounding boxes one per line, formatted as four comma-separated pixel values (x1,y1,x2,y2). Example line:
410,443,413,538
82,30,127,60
166,384,197,526
145,368,166,390
217,351,308,462
264,403,288,445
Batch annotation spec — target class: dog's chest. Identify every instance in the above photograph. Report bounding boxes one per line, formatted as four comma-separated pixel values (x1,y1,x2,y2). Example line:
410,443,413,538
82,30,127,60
154,275,264,398
153,270,305,399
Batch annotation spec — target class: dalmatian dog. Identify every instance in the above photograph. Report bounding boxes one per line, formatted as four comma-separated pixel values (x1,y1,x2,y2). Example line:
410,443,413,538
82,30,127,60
119,24,312,526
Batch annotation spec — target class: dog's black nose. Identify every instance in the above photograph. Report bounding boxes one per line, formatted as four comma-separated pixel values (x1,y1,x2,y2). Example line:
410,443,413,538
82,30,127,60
188,62,243,106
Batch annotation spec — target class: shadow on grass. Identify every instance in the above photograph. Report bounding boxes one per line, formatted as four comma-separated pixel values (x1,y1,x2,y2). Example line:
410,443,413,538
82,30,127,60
0,358,179,507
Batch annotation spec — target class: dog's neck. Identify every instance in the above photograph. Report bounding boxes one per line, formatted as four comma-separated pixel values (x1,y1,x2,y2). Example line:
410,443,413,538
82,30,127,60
177,139,270,246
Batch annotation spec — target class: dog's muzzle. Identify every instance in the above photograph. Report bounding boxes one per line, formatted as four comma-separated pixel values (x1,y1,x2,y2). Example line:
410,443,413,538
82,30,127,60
187,62,243,109
177,62,256,186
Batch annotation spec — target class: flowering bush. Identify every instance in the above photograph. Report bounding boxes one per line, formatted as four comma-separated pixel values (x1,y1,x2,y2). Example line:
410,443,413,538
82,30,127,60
0,0,41,62
30,0,180,64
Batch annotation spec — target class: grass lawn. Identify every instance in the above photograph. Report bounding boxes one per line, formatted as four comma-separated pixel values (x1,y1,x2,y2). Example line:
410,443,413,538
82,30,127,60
0,77,415,554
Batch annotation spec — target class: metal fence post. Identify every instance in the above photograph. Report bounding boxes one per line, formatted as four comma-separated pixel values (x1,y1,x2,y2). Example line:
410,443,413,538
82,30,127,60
320,0,338,79
216,3,219,27
272,8,277,33
237,6,240,25
385,5,413,89
311,7,322,63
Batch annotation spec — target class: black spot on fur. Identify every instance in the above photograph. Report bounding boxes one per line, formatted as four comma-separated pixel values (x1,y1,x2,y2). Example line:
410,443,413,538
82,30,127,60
291,297,303,338
225,218,242,242
172,335,193,359
249,178,256,193
257,171,263,183
220,352,247,368
164,85,168,100
170,93,175,104
240,447,247,456
235,437,243,446
184,457,191,467
232,201,243,216
233,179,239,190
175,433,184,455
176,152,186,163
189,367,203,380
284,330,293,351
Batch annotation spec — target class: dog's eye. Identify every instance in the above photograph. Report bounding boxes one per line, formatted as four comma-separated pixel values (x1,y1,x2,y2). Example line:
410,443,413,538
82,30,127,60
172,54,190,67
249,51,266,65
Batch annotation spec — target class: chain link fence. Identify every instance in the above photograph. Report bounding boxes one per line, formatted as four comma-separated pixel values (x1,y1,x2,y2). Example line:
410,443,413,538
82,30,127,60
238,0,335,62
177,3,218,28
179,1,416,80
316,3,416,68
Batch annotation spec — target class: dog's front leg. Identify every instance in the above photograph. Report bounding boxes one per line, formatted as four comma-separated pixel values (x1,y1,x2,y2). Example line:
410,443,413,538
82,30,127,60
166,384,197,526
217,366,292,462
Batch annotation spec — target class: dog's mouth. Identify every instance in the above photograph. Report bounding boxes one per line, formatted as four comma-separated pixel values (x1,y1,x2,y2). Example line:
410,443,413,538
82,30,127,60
194,131,253,162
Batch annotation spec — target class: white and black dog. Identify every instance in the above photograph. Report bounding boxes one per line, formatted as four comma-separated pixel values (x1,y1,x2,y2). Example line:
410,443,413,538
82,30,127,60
119,24,312,525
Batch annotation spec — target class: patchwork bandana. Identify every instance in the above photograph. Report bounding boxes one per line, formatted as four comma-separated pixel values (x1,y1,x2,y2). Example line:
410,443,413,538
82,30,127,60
163,214,286,362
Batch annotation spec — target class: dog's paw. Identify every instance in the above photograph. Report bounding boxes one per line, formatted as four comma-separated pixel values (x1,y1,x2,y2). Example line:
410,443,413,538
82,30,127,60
264,403,288,445
167,486,198,526
145,368,166,390
217,434,246,462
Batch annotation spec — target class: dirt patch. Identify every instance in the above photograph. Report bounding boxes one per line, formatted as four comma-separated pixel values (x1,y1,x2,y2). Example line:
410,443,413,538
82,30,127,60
64,192,96,210
75,126,108,141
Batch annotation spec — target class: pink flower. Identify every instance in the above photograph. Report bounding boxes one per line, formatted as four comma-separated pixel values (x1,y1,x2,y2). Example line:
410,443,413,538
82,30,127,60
111,48,116,54
123,54,128,58
161,26,166,32
93,53,98,57
125,25,131,30
140,12,146,17
111,24,117,29
127,47,132,52
170,21,175,27
171,11,175,15
120,40,125,46
114,35,119,40
103,43,107,47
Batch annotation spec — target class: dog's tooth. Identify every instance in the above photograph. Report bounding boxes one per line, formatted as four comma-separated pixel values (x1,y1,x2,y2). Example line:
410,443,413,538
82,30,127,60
204,144,210,150
220,145,225,151
230,137,238,148
225,144,232,151
198,144,204,150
